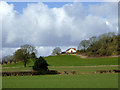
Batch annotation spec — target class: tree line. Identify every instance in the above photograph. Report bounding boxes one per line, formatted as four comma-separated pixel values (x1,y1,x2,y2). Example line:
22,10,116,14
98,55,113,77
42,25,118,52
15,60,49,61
49,32,119,57
1,44,49,73
77,32,119,57
1,44,37,67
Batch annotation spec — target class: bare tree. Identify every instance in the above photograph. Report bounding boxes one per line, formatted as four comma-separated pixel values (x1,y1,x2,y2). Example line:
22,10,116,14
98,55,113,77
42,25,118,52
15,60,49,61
78,40,89,51
52,47,61,55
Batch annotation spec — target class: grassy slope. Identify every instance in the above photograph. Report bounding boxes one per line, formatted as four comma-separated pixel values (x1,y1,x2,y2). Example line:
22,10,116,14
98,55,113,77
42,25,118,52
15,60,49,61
46,55,118,66
2,59,35,67
2,74,118,88
3,55,118,68
2,55,118,73
2,55,118,88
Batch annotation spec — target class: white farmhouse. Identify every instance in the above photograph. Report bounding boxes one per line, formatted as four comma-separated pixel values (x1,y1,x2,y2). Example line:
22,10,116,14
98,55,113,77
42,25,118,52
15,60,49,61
66,48,76,54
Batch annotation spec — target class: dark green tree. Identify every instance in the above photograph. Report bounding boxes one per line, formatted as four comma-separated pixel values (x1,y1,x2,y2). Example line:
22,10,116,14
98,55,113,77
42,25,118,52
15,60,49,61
33,56,49,74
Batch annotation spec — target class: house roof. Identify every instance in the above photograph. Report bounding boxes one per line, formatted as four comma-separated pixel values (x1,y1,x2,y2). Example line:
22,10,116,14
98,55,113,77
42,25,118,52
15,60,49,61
66,48,76,51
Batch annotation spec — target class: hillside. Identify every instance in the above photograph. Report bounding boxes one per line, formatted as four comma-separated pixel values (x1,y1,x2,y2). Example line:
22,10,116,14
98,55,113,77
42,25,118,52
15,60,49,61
45,55,118,66
3,55,118,67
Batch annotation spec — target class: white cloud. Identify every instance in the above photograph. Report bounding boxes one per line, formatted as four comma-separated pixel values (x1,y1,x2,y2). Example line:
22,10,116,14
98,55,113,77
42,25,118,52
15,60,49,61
0,1,118,57
2,47,19,58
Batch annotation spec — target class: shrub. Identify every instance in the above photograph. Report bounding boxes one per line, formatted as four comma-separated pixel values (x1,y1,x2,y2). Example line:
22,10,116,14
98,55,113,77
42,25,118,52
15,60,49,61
33,56,49,74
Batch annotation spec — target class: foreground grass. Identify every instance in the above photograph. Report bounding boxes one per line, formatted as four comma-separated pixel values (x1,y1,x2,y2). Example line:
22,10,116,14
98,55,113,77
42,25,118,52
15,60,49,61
2,74,118,88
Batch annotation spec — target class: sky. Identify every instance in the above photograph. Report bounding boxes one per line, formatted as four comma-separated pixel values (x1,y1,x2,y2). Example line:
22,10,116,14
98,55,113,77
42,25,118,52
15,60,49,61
0,1,118,59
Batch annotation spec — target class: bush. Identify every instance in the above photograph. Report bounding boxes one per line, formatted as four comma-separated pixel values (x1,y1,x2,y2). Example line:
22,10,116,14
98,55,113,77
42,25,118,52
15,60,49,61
33,56,49,74
87,52,92,57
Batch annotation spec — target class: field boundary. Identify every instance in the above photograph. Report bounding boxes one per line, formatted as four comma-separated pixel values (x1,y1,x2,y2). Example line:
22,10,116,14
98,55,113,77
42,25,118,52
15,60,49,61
48,65,119,68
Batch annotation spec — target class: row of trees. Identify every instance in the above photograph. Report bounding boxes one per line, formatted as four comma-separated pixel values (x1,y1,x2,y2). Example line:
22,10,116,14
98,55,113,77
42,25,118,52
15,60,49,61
1,44,37,67
1,44,49,73
51,32,119,57
1,44,62,66
77,32,119,56
1,55,14,64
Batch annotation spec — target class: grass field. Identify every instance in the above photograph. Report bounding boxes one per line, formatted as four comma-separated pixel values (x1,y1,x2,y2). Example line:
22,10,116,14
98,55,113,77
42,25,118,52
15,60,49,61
2,55,118,67
2,55,119,88
2,65,118,74
46,55,118,66
2,74,118,88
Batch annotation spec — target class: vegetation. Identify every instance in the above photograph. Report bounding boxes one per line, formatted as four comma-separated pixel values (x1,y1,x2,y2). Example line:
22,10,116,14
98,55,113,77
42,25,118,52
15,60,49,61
2,44,37,67
78,40,89,51
1,32,119,88
1,32,119,66
45,55,118,66
77,32,119,57
3,55,118,68
1,55,14,64
2,65,118,75
2,55,118,88
2,74,118,88
33,56,49,74
52,47,61,55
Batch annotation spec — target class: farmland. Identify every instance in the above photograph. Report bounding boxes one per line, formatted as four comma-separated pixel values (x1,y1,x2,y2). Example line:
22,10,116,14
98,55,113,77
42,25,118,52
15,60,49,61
2,55,119,88
2,55,118,67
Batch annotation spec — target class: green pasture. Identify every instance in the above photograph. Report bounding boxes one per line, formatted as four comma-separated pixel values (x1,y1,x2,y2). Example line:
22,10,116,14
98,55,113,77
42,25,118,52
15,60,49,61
46,55,118,66
2,55,118,73
2,55,118,68
2,55,119,88
2,74,118,88
2,66,118,74
49,65,118,74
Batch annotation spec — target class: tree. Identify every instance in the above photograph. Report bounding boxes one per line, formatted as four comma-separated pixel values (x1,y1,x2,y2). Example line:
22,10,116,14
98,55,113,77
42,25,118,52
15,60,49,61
33,56,49,74
89,36,97,46
77,32,118,56
7,55,14,63
31,52,37,59
0,58,2,65
52,47,61,55
78,40,89,51
14,49,29,67
21,44,37,59
14,44,37,67
2,55,14,64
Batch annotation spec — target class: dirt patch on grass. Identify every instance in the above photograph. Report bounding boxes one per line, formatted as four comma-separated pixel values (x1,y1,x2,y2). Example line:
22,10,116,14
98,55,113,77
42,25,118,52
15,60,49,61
73,54,119,59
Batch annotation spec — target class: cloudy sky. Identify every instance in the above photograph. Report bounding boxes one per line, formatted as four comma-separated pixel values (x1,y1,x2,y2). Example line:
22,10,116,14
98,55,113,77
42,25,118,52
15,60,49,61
0,1,118,58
